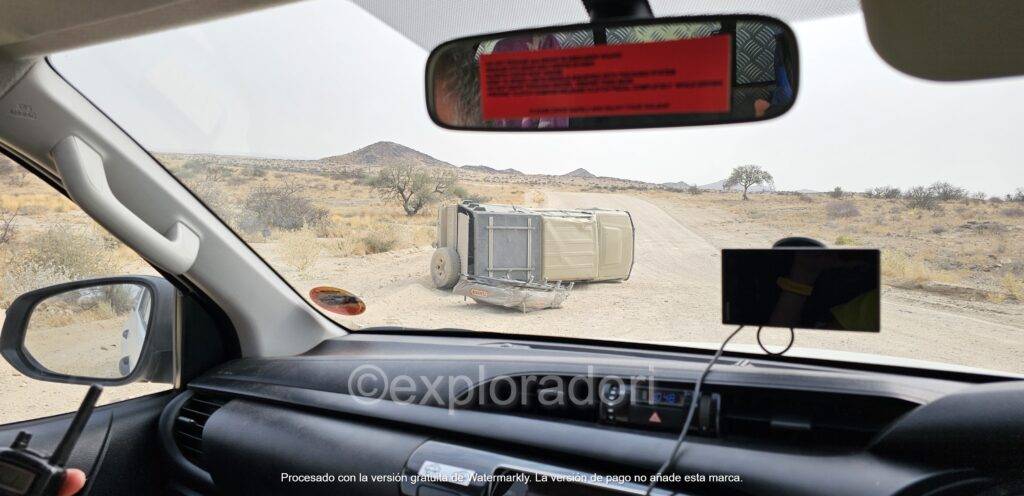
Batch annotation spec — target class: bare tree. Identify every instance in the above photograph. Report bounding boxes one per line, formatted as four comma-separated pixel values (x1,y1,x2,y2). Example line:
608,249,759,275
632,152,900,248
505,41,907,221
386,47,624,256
723,165,774,200
370,164,457,216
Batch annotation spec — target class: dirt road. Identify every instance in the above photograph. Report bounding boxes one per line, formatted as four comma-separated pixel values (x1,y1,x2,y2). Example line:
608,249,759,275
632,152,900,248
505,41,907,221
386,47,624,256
306,191,1024,373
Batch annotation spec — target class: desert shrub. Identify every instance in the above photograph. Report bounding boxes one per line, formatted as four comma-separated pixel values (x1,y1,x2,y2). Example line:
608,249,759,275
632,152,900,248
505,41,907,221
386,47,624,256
1001,207,1024,218
930,225,947,234
1,261,76,309
456,186,491,204
904,186,939,210
0,158,28,186
278,230,321,272
239,184,328,233
865,186,902,199
178,159,210,179
834,235,857,245
795,192,814,203
361,225,398,254
332,236,365,257
828,187,844,199
1,225,119,307
928,182,967,201
1005,188,1024,203
311,217,344,238
826,200,860,219
1002,274,1024,301
190,180,231,216
243,167,267,178
463,193,491,203
0,207,18,244
687,185,703,195
968,191,987,202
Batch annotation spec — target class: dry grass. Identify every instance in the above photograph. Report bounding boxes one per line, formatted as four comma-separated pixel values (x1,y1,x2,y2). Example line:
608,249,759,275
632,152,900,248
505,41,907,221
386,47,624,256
0,193,76,214
1003,273,1024,301
882,251,958,288
278,230,321,272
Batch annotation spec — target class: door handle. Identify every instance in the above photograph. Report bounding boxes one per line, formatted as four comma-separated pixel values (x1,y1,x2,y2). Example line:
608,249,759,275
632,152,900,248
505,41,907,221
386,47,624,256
51,136,199,274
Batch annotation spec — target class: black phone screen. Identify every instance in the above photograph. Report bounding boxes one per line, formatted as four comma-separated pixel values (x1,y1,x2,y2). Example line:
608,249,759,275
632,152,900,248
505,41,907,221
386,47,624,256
722,249,880,332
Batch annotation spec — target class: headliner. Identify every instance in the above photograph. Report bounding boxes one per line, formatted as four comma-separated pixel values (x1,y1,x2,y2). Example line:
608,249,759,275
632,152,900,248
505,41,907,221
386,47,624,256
0,0,858,58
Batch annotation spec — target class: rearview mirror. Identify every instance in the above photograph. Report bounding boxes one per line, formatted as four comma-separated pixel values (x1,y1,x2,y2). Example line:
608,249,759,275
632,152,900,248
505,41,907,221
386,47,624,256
426,15,797,131
1,276,175,386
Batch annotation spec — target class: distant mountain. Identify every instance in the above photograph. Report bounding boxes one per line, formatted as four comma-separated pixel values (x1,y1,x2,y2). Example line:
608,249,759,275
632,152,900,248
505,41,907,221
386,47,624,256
661,181,690,190
698,179,772,192
564,168,596,178
321,141,454,168
462,164,524,175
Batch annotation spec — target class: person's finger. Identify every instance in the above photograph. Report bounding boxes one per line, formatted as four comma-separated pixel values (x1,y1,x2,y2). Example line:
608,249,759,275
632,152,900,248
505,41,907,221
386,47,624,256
58,468,87,496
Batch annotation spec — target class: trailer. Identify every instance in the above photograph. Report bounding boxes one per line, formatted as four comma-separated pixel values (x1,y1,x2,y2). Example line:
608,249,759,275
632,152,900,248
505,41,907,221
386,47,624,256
430,201,634,310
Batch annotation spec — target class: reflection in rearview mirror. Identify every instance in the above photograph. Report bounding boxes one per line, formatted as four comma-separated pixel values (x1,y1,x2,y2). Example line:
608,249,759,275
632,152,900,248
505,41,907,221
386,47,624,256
22,283,152,379
427,15,797,131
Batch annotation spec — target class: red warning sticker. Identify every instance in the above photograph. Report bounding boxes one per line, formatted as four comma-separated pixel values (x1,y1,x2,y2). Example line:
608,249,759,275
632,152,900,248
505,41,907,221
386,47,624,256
479,34,732,121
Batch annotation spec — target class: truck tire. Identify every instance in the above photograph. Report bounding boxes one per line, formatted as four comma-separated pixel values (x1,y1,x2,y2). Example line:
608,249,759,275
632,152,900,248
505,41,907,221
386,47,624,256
431,247,460,289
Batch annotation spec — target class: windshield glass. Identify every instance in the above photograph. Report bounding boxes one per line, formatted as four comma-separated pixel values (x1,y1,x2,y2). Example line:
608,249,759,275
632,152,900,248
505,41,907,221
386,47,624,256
50,0,1023,374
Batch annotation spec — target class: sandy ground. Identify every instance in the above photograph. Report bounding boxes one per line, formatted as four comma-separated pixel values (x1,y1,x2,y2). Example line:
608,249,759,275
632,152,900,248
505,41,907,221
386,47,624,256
300,191,1024,374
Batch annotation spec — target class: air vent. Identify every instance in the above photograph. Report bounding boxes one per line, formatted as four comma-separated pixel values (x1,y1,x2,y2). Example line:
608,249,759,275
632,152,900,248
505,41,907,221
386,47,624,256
718,387,918,449
174,394,228,471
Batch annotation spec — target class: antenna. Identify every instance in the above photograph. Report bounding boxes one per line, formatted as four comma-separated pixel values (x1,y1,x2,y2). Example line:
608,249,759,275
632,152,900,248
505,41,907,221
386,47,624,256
49,385,102,466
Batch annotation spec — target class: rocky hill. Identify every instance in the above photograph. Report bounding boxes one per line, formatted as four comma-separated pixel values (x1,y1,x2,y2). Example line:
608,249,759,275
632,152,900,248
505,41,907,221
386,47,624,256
661,181,690,190
321,141,454,168
563,168,596,178
462,165,524,175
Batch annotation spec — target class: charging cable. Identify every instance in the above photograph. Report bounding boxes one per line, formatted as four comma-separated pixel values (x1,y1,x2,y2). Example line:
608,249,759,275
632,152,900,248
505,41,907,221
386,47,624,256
644,325,745,496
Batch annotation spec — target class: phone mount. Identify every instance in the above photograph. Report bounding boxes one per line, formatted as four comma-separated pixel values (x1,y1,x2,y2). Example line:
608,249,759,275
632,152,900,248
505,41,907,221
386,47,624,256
773,236,826,248
0,385,102,496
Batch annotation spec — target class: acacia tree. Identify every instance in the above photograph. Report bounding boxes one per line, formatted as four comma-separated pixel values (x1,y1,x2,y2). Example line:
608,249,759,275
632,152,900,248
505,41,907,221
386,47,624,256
723,165,774,200
370,164,457,216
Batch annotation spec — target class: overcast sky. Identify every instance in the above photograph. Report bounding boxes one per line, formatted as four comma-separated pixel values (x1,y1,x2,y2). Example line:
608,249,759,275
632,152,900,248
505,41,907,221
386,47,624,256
51,0,1021,194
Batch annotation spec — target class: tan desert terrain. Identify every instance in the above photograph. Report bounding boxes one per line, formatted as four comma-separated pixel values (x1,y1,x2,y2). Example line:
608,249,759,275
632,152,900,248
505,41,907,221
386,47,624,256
2,145,1023,424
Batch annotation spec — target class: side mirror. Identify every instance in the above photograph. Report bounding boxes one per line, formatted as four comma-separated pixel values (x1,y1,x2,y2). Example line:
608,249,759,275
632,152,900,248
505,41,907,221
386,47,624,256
1,276,176,386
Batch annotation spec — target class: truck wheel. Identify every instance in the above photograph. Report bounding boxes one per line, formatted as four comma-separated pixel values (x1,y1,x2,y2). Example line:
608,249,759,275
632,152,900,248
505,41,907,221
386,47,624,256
430,247,460,289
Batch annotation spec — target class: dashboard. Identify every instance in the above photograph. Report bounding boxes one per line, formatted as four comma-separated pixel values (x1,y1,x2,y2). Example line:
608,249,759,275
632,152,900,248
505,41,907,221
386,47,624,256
159,332,1024,495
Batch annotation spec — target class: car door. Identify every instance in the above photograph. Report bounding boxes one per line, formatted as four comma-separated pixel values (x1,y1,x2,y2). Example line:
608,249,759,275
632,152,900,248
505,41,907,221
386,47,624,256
0,153,191,495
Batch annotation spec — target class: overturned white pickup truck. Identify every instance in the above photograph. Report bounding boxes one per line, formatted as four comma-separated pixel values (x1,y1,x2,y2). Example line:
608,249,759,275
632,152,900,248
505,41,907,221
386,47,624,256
430,201,634,311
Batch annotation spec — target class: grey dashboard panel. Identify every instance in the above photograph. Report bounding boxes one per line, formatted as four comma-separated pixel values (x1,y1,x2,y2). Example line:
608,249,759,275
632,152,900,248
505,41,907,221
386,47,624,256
203,398,428,495
176,333,1021,496
186,377,965,496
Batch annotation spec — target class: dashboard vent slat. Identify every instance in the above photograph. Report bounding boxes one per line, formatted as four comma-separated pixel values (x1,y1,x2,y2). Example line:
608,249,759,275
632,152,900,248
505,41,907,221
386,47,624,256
174,394,227,472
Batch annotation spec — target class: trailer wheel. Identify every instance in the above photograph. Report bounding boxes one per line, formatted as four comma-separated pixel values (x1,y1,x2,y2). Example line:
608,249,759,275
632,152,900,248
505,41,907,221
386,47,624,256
430,247,460,289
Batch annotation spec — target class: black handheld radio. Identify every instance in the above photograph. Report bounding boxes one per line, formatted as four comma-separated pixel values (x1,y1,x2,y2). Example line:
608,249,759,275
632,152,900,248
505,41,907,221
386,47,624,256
0,385,102,496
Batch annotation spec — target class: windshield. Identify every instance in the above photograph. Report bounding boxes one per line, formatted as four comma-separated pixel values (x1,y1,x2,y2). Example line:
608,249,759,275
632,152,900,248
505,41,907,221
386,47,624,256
50,0,1023,374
